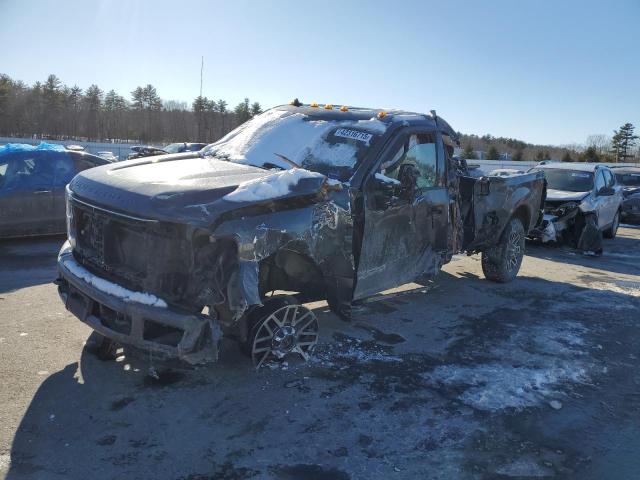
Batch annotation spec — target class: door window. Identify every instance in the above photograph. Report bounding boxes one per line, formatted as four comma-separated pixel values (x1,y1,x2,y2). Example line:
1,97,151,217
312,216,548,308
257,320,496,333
603,169,615,187
594,170,606,192
52,153,76,187
380,133,438,190
0,153,55,191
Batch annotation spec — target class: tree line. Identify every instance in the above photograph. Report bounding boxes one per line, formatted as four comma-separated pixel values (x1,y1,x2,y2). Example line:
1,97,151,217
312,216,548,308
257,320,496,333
0,72,638,162
459,123,639,163
0,73,263,144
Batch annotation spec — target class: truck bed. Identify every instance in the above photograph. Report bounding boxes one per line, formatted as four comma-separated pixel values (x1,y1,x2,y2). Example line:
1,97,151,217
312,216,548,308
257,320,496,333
458,171,546,252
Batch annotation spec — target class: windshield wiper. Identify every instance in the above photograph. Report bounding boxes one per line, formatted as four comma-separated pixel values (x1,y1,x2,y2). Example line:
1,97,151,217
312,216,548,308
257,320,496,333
274,153,299,169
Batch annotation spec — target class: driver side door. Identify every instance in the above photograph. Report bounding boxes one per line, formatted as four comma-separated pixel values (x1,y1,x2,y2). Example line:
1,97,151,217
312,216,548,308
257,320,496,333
354,129,448,300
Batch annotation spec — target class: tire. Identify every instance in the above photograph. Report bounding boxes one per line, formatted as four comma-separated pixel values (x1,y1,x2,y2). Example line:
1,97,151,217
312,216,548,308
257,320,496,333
603,211,620,239
481,217,525,283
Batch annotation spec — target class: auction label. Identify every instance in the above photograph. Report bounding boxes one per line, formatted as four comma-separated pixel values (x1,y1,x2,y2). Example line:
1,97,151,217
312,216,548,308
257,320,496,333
334,128,373,143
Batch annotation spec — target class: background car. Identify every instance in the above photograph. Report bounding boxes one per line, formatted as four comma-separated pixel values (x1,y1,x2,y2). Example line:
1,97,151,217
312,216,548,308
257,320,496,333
529,163,623,250
96,151,119,162
489,168,525,177
612,166,640,223
0,144,109,238
126,145,167,160
162,142,207,154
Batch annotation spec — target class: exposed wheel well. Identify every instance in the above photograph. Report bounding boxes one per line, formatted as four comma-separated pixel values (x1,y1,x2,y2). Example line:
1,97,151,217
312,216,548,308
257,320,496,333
258,248,326,303
512,204,531,232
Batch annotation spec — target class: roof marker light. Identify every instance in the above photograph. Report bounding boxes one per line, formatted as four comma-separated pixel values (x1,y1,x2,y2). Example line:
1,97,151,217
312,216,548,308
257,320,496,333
340,106,348,112
377,111,387,119
324,104,333,110
310,102,319,108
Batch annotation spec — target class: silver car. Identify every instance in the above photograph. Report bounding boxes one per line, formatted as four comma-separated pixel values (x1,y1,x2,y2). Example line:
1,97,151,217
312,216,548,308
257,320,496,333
529,163,623,252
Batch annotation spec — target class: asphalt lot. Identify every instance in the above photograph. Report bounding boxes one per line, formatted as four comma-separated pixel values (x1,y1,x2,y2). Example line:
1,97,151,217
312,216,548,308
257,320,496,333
1,226,639,480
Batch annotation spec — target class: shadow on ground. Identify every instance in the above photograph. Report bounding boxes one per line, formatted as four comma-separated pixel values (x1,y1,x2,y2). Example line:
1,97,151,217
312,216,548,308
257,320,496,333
7,270,640,479
0,236,64,294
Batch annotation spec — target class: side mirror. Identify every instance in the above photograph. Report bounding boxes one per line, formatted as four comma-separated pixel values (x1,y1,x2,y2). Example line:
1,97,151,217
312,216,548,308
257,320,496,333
597,186,614,196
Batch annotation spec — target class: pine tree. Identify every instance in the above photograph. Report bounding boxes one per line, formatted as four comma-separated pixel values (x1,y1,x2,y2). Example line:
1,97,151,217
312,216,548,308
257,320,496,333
562,151,573,162
513,148,524,161
234,98,251,123
611,123,638,162
250,102,262,117
579,146,599,162
461,144,477,160
487,146,500,160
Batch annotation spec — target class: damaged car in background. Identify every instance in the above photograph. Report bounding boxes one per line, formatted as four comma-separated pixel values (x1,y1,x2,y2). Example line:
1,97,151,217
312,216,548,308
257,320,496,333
612,166,640,223
56,103,545,367
529,163,623,254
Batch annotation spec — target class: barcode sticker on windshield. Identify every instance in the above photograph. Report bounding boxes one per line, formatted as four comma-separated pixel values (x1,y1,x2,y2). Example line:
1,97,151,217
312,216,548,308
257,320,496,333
334,128,373,143
571,173,591,178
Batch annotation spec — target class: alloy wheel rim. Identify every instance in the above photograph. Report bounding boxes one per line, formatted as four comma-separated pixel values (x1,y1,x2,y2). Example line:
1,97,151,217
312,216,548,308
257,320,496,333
251,305,318,368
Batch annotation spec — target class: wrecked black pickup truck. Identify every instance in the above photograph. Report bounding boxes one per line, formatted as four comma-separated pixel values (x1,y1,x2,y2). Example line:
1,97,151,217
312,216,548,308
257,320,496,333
57,104,545,367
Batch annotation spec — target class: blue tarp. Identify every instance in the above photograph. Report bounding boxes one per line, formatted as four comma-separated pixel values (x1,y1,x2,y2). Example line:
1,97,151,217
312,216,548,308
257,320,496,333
0,142,67,156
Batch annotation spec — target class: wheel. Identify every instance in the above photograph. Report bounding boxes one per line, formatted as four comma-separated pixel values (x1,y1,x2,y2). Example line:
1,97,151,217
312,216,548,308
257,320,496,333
603,211,620,239
481,217,525,283
245,302,319,368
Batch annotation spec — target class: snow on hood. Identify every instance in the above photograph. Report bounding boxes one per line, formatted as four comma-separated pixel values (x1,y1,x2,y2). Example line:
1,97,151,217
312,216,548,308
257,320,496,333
202,108,388,170
223,168,325,203
546,189,590,202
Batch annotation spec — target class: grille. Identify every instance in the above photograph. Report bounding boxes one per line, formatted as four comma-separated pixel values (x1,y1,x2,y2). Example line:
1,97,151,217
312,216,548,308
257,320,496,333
69,198,193,303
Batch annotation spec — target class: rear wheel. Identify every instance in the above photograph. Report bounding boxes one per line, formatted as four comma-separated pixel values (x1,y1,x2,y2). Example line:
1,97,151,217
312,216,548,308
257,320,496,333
603,211,620,239
243,299,319,368
481,217,525,283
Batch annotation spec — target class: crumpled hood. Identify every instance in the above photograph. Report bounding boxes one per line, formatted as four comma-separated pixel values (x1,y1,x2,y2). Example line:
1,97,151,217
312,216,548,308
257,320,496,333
69,155,326,225
545,189,590,203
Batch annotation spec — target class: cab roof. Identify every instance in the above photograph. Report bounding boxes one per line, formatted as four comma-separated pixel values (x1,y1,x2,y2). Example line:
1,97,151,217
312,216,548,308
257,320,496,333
535,162,609,173
277,104,459,143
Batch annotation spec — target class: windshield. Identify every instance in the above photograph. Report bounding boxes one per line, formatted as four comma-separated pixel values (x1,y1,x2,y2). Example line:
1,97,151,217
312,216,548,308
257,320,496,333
534,168,594,192
615,172,640,187
163,143,183,154
201,108,388,181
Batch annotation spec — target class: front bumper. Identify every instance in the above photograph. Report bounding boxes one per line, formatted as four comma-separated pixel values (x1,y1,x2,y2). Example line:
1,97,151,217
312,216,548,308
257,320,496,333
57,245,219,364
621,202,640,222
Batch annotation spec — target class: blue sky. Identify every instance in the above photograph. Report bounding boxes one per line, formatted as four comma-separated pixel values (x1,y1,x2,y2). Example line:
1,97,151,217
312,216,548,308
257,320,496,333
1,0,638,145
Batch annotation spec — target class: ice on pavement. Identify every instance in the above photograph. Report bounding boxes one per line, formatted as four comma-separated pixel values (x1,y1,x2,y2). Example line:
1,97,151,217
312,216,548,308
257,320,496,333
62,257,167,308
223,168,325,202
425,320,591,411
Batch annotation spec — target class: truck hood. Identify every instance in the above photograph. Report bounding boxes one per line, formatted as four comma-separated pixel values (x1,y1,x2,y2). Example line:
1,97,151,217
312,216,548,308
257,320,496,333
69,154,326,225
545,189,590,203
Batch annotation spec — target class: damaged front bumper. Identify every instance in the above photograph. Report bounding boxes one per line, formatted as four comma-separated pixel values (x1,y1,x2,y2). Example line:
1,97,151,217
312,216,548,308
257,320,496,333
57,244,220,364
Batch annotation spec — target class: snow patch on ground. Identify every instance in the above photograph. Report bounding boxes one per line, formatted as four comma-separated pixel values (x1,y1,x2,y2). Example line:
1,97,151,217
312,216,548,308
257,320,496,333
62,258,167,308
223,168,325,202
425,320,591,411
427,362,587,411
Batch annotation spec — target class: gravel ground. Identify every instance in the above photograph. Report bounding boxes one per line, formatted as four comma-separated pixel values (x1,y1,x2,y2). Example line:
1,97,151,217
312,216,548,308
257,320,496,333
1,226,639,480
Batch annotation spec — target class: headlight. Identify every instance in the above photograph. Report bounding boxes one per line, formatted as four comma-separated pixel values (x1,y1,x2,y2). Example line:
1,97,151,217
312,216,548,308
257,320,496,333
65,185,76,248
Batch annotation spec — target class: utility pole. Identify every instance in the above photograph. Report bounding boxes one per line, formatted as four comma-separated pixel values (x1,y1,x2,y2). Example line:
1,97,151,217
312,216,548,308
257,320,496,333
200,56,204,98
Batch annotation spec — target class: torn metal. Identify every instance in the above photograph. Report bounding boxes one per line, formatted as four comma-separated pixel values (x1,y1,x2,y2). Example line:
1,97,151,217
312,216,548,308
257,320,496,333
530,199,603,254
